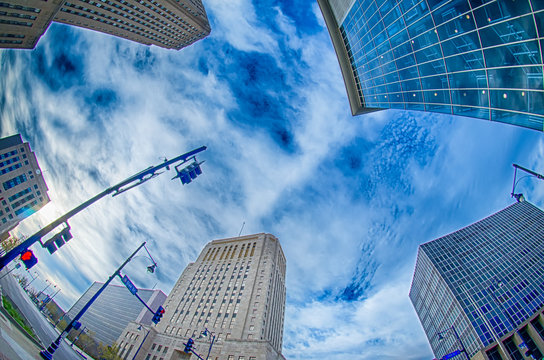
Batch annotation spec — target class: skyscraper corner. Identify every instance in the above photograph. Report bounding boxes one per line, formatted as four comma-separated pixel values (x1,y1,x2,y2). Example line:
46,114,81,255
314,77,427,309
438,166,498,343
0,0,211,50
0,134,50,236
409,201,544,359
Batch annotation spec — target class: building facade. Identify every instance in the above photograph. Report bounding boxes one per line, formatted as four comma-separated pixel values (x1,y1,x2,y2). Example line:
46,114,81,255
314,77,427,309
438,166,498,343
0,134,50,236
318,0,544,131
66,282,166,346
0,0,210,49
409,201,544,359
117,233,287,360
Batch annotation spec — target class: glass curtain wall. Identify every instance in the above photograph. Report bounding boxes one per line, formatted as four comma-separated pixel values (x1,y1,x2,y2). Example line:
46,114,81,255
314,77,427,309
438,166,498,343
340,0,544,130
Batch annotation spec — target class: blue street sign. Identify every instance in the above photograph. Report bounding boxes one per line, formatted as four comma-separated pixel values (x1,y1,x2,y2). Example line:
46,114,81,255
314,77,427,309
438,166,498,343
442,350,461,360
122,275,138,295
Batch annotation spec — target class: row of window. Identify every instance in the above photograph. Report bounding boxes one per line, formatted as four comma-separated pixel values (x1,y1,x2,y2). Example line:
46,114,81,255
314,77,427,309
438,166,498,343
0,149,17,159
2,174,27,191
58,7,174,47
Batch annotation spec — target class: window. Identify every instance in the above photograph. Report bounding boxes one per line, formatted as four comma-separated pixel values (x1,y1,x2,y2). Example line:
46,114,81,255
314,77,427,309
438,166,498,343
228,356,234,360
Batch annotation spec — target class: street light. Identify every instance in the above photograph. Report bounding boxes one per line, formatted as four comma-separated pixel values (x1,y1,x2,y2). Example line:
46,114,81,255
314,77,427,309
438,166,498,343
435,325,470,360
131,325,151,360
37,280,52,299
24,271,39,290
40,242,159,360
198,328,216,360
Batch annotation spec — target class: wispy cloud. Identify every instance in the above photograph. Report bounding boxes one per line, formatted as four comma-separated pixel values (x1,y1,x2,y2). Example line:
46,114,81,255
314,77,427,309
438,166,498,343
1,0,544,359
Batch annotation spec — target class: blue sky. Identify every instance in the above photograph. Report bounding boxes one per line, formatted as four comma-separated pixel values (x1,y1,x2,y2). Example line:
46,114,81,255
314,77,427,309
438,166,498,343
1,0,544,359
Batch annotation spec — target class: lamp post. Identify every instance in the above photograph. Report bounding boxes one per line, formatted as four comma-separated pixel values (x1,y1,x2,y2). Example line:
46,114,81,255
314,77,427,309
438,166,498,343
40,287,61,312
24,271,38,291
199,328,216,360
436,325,470,360
37,280,52,299
40,242,158,359
0,146,207,271
131,325,151,360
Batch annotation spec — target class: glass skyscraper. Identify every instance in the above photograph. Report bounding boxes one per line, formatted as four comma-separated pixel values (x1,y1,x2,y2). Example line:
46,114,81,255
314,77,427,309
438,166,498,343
409,201,544,359
318,0,544,131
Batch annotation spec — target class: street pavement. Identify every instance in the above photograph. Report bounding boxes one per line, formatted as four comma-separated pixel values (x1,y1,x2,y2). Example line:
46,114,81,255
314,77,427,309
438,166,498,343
0,269,83,360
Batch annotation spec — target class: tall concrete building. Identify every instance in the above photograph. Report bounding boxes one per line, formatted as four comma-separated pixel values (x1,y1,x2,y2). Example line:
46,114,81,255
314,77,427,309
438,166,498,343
117,233,287,360
318,0,544,131
0,134,50,236
0,0,210,49
409,201,544,360
66,282,166,347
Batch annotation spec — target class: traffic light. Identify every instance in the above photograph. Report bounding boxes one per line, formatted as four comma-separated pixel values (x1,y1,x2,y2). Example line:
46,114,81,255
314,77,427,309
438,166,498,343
184,338,194,353
43,226,73,255
152,306,165,324
20,249,38,269
173,161,203,185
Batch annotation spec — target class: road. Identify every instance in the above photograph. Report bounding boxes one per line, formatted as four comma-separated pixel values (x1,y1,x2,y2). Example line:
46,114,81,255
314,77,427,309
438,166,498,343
0,270,83,360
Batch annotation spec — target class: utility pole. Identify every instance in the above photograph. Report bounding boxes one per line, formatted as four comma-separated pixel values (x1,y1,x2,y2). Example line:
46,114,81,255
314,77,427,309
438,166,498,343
40,242,160,359
0,146,206,270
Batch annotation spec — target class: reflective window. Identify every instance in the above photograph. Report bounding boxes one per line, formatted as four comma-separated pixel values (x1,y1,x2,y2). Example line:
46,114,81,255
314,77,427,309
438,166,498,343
483,41,541,68
451,89,488,107
487,67,543,90
478,15,537,48
473,0,532,28
418,59,447,77
444,50,485,72
430,0,470,25
421,74,449,90
448,70,487,89
441,30,480,56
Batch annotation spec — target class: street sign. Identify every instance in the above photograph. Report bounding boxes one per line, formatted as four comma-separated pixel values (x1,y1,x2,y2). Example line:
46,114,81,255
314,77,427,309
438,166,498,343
121,275,138,295
442,350,461,360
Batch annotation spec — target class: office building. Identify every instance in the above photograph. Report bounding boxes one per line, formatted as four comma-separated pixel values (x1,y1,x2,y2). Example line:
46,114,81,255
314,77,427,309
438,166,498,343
66,282,166,346
318,0,544,131
117,233,287,360
409,201,544,359
0,134,50,236
0,0,210,49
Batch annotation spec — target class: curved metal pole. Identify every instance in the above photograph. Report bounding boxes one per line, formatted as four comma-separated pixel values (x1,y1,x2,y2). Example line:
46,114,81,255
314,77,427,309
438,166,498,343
131,327,151,360
0,146,206,270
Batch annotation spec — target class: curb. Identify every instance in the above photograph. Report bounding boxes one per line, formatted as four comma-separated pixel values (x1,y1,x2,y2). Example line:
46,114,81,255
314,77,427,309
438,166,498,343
0,295,44,350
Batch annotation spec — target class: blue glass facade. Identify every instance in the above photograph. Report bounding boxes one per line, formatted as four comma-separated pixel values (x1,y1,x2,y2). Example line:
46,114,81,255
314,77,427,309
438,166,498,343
66,282,166,346
409,201,544,358
321,0,544,131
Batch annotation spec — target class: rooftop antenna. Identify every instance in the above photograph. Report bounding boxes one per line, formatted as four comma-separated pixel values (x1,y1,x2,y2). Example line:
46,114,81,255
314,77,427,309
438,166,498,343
238,221,245,237
511,164,544,202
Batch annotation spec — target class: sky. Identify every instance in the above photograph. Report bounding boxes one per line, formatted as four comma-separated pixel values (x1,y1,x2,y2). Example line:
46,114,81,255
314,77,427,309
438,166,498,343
1,0,544,359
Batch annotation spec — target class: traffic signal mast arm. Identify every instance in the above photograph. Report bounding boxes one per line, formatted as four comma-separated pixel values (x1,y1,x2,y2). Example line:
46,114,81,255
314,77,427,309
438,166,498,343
116,272,161,317
0,146,206,270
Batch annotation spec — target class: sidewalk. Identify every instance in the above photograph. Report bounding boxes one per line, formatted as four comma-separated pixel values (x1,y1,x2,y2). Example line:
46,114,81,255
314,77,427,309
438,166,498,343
0,306,43,360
